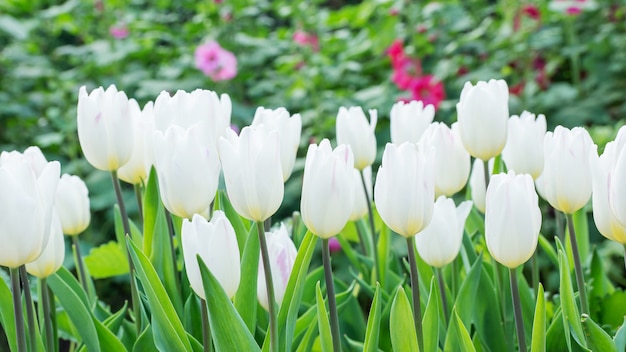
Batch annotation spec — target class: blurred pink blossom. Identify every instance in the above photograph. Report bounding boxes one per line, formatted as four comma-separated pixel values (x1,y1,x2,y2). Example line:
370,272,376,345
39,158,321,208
408,75,445,109
328,237,342,253
522,5,540,19
194,41,237,81
549,0,597,15
109,24,129,39
293,31,320,52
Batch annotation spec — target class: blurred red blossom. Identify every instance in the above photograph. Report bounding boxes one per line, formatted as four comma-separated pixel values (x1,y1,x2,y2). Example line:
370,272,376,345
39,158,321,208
293,31,320,52
194,41,237,81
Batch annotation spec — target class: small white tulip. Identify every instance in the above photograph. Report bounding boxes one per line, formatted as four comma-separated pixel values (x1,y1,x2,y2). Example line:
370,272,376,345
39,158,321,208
26,213,65,278
336,106,377,170
55,174,91,235
502,111,546,179
257,223,297,311
469,159,493,213
390,100,435,145
118,101,155,185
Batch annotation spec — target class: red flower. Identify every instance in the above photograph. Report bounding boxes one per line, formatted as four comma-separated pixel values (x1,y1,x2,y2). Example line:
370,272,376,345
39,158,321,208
408,75,445,109
522,5,540,19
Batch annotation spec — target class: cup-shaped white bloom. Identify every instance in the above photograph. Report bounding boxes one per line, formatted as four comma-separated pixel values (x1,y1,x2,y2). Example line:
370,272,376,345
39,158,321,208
257,223,298,311
350,166,372,221
336,106,377,170
301,139,354,238
218,126,284,222
607,127,626,228
153,89,231,150
485,171,542,268
55,174,91,235
154,123,221,219
119,101,155,185
415,197,472,267
390,100,435,145
77,85,135,171
23,146,49,175
0,152,60,268
26,213,65,278
541,126,595,214
456,79,509,161
182,212,240,299
502,111,546,179
418,122,470,197
374,142,435,237
251,107,302,181
469,159,494,213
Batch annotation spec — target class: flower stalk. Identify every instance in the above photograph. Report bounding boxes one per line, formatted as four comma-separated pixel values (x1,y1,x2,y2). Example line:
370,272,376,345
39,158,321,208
200,299,213,352
322,238,342,352
360,170,379,280
257,221,278,352
406,237,424,352
509,268,527,352
566,213,589,314
436,267,449,326
40,278,55,352
10,267,27,352
19,266,36,352
72,236,89,295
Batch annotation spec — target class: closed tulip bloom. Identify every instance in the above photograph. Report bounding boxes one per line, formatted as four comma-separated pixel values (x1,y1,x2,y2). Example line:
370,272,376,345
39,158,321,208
374,142,435,237
607,128,626,228
415,197,472,268
350,166,372,221
251,107,302,181
418,122,470,197
218,126,284,222
22,146,49,175
257,223,298,311
541,126,595,214
119,101,155,185
336,106,377,170
26,213,65,278
55,174,91,235
390,100,435,144
182,212,240,299
469,159,493,213
301,139,354,238
502,111,546,179
0,151,60,268
77,85,135,171
456,79,509,161
485,171,541,268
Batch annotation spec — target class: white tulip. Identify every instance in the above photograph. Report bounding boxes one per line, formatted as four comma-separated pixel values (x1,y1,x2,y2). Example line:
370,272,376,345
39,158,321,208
502,111,546,179
55,174,91,235
390,100,435,145
118,101,155,185
26,213,65,278
257,224,298,311
336,106,377,170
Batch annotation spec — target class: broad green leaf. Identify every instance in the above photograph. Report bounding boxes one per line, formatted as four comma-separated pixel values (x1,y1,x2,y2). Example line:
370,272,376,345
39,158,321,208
197,256,260,352
613,317,626,351
390,286,418,352
363,283,382,352
234,225,260,334
581,314,617,352
558,246,586,349
102,301,128,335
571,209,589,263
538,234,558,267
464,207,484,237
0,273,17,352
127,239,192,351
589,248,614,299
84,241,129,279
295,319,318,352
452,254,482,326
444,310,476,352
531,284,546,352
315,281,334,352
219,190,250,254
143,167,159,257
77,318,128,352
133,325,156,352
183,294,203,342
423,277,439,352
546,310,567,351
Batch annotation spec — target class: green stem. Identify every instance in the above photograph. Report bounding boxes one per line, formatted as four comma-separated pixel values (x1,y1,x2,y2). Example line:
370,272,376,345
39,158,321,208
165,211,181,290
566,213,589,315
72,236,89,295
531,253,539,299
556,210,564,241
134,184,144,226
406,237,424,352
360,170,379,282
50,287,58,352
509,268,527,352
258,221,278,352
19,266,36,351
111,170,142,333
482,158,491,190
200,299,213,352
436,267,449,326
322,238,342,352
41,278,55,352
10,267,26,352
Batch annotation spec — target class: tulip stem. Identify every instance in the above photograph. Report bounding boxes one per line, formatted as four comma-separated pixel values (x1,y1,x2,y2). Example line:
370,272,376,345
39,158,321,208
482,158,491,190
360,170,379,282
200,299,213,352
111,170,142,333
406,237,424,352
322,238,342,352
531,253,539,299
134,184,144,226
40,278,56,352
509,268,527,351
165,210,181,290
10,267,26,352
19,266,37,352
436,267,449,326
566,213,589,315
72,236,89,295
257,221,278,352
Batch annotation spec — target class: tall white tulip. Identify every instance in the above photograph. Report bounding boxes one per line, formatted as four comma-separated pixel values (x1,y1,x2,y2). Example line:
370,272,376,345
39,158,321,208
456,79,509,161
415,197,472,267
251,107,302,181
336,106,377,170
606,127,626,229
26,213,65,278
390,100,435,145
257,223,298,311
77,85,135,171
55,174,91,235
118,101,155,185
374,142,435,237
181,212,240,299
541,126,595,214
350,166,372,222
502,111,546,179
218,126,284,222
485,171,541,268
418,122,470,197
300,139,354,238
0,151,60,268
153,123,221,219
469,159,494,213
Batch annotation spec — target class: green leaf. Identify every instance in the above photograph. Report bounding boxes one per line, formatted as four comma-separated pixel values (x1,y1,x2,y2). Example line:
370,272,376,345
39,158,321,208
423,278,439,352
390,286,418,352
377,213,390,289
133,325,156,352
315,281,334,352
363,283,382,352
197,256,261,352
452,254,482,326
589,248,614,299
143,167,159,258
558,246,586,349
571,209,590,263
444,310,476,352
581,314,617,352
219,191,251,254
233,225,260,334
531,284,546,352
127,239,192,351
0,273,17,352
295,319,318,352
84,241,130,279
613,317,626,351
538,234,558,267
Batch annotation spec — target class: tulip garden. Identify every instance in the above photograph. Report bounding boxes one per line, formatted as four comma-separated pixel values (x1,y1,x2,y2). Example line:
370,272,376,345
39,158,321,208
2,1,626,352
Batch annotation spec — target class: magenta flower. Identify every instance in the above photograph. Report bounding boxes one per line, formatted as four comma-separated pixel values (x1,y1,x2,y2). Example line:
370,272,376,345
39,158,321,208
194,41,237,81
293,30,320,52
408,75,445,110
109,24,129,39
548,0,597,15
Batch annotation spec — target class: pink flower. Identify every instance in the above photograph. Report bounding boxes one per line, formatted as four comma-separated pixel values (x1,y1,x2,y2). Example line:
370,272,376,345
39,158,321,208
549,0,597,15
109,24,129,39
328,237,342,253
194,41,237,81
293,31,319,52
522,5,540,19
408,75,445,109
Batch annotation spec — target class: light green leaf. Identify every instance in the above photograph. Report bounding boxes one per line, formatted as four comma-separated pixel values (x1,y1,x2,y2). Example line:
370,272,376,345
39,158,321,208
444,310,476,352
233,225,260,334
142,167,159,258
316,281,334,352
581,314,617,352
452,254,482,326
295,320,318,352
197,256,261,352
219,191,251,254
0,273,17,352
363,283,382,352
589,248,614,298
423,278,439,352
531,284,546,352
557,245,586,349
84,241,129,279
538,234,558,267
133,325,156,352
613,317,626,351
390,286,418,352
